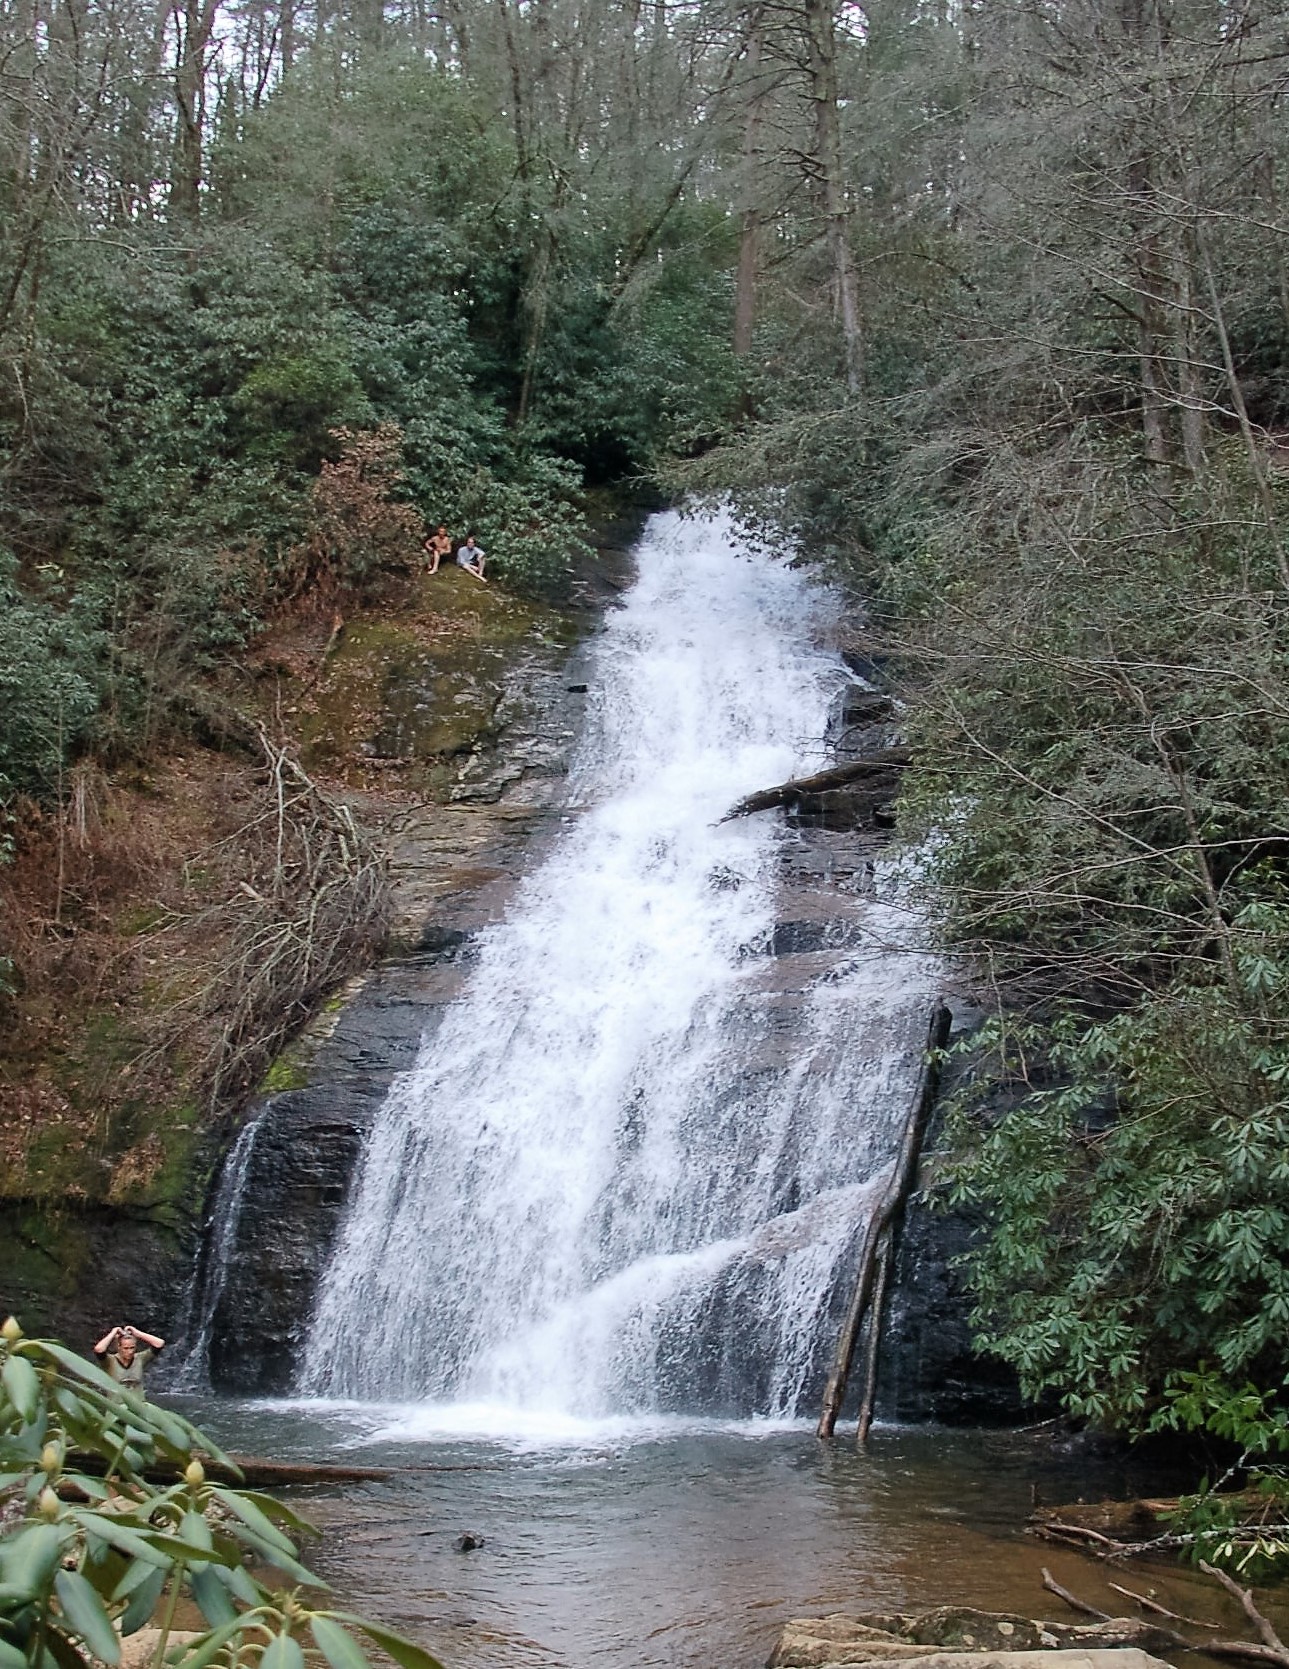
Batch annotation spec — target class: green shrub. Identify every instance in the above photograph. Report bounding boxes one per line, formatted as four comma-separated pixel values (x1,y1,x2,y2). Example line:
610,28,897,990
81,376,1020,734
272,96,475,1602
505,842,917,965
0,557,103,802
0,1319,445,1669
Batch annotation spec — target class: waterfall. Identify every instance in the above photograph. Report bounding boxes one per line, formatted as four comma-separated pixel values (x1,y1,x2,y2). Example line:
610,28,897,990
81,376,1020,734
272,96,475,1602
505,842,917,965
170,1115,263,1390
301,510,937,1417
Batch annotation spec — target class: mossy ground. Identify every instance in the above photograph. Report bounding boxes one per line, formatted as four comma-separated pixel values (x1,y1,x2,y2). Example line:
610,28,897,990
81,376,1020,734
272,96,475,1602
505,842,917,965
281,566,577,790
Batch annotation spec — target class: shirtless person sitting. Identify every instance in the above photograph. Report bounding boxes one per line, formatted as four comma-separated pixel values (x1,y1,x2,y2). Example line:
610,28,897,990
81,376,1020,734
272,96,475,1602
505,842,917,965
423,523,452,575
94,1323,165,1392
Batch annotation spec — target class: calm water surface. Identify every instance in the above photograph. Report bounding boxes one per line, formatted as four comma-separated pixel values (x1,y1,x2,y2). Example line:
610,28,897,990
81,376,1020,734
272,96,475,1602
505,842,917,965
174,1401,1226,1669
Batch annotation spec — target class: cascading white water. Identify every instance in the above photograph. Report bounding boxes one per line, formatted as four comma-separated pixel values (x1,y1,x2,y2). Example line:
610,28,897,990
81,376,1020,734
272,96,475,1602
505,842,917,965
301,510,938,1418
169,1114,263,1390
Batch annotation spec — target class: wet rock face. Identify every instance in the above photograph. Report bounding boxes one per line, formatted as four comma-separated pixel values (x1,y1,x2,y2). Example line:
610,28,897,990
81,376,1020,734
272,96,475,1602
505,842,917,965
877,1191,1030,1426
875,1059,1032,1425
0,1200,197,1361
200,580,606,1390
208,1081,386,1392
201,646,1025,1421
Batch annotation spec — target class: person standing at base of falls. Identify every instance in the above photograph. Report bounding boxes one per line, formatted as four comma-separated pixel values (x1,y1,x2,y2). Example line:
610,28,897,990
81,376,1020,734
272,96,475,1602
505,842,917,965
93,1323,164,1392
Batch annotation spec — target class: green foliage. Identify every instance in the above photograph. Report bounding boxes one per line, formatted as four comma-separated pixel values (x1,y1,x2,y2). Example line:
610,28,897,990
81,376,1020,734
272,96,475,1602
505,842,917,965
234,351,368,471
288,426,423,599
0,1319,445,1669
0,556,103,800
1151,1372,1289,1576
1,33,770,786
943,957,1289,1420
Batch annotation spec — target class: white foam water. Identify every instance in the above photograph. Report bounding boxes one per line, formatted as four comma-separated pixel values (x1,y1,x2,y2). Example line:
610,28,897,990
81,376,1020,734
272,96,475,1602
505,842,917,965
168,1114,264,1391
300,509,937,1417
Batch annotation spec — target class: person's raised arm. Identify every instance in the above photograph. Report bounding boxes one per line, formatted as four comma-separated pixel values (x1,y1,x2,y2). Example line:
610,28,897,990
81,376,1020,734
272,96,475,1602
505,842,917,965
130,1326,165,1351
93,1325,120,1356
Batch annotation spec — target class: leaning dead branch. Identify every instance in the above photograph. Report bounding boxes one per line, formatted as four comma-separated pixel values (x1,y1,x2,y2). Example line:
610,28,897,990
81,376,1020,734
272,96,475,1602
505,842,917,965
1041,1569,1110,1621
152,729,390,1109
817,1004,952,1440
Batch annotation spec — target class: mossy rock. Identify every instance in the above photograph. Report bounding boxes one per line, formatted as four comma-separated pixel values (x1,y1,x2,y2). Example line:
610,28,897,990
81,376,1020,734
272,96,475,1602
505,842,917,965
902,1613,1049,1652
293,569,578,785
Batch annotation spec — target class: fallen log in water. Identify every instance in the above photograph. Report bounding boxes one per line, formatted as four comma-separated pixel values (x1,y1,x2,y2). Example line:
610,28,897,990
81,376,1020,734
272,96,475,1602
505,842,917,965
771,1589,1289,1669
66,1450,490,1491
720,749,910,824
769,1606,1181,1669
1029,1491,1280,1563
215,1455,399,1486
1042,1564,1289,1669
1031,1498,1219,1539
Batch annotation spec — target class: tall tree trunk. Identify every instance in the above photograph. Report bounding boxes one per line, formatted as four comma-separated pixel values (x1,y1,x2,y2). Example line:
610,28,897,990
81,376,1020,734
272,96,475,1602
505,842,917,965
1197,225,1289,592
1137,274,1171,464
733,13,767,361
497,0,531,188
280,0,295,78
1128,146,1171,464
803,0,863,398
734,208,760,360
1171,229,1205,473
171,0,217,220
1123,0,1180,466
441,0,471,74
517,226,552,427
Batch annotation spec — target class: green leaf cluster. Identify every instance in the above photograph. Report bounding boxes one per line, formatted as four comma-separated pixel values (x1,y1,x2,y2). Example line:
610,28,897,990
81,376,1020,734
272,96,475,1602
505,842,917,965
0,1321,445,1669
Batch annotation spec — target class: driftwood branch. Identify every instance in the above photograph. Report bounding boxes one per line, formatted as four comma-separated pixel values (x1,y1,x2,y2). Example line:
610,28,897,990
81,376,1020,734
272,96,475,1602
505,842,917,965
62,1452,494,1496
855,1238,891,1443
722,749,910,822
817,1003,952,1440
1200,1562,1289,1658
1106,1581,1219,1628
1042,1565,1289,1669
1032,1504,1289,1568
1041,1569,1110,1620
1038,1521,1124,1550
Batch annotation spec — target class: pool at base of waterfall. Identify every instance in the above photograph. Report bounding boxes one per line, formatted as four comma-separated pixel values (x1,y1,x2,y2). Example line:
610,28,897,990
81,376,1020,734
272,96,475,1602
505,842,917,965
174,1398,1205,1669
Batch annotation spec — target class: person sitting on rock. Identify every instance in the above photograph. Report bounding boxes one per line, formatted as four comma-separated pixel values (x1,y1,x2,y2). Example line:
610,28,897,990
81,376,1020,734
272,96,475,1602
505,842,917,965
94,1323,165,1392
456,533,487,582
424,524,452,575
